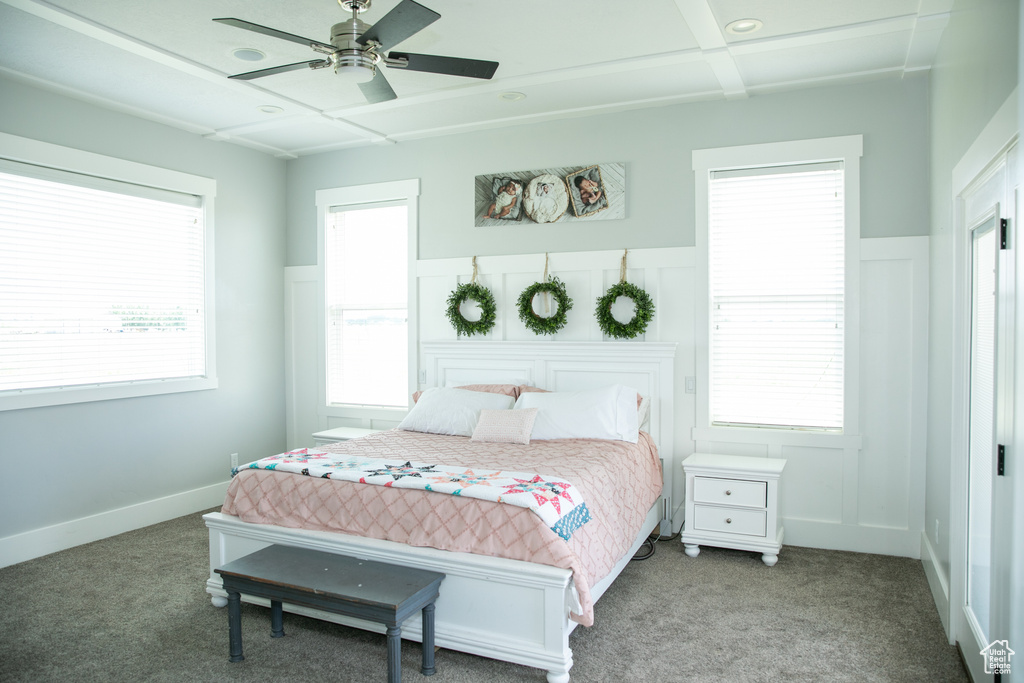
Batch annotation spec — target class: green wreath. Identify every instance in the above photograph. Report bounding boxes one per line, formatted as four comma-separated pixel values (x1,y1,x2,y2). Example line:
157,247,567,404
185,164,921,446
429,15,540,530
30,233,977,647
517,277,574,335
446,281,497,337
595,281,655,339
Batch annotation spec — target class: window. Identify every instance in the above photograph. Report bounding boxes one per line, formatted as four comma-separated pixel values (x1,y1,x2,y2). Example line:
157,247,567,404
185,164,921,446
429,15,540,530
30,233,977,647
693,136,861,438
0,133,216,411
317,180,418,415
709,163,845,430
325,203,408,407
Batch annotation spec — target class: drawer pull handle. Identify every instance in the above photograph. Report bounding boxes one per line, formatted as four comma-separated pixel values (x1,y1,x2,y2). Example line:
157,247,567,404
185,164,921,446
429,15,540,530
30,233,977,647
725,490,732,496
725,518,732,524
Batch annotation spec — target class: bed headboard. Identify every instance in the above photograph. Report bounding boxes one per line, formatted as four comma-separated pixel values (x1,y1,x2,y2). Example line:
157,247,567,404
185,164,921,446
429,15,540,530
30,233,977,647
421,339,677,455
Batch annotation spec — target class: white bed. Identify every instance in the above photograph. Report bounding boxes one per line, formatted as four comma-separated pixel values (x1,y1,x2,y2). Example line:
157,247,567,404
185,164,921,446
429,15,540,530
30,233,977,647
204,340,676,682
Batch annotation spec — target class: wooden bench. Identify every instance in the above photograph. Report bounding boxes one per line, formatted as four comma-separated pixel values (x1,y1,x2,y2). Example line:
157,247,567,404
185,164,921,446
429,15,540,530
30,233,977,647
215,545,445,682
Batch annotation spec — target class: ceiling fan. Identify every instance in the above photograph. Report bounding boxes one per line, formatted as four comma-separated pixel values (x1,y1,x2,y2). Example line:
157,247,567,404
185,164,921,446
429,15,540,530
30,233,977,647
213,0,499,104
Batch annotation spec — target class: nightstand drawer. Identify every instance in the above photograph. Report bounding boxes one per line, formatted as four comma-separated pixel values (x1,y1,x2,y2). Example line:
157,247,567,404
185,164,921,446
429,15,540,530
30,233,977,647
693,476,766,508
692,505,767,537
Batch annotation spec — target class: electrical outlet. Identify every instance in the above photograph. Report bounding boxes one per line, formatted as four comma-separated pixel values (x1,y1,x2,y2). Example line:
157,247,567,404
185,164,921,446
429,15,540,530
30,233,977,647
230,452,239,468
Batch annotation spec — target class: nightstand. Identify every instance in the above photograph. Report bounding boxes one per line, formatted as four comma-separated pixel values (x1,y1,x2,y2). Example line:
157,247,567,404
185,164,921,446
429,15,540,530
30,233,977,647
680,453,786,566
312,427,381,446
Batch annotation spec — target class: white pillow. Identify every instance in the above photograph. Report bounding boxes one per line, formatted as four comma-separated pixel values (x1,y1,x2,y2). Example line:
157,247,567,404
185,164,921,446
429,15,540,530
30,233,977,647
398,387,514,437
513,384,639,443
638,395,651,432
470,408,538,444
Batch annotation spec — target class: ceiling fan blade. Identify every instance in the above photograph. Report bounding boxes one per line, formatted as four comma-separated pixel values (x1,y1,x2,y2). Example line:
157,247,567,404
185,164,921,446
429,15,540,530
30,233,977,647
228,60,330,80
213,18,335,52
358,68,398,104
357,0,440,52
388,52,498,79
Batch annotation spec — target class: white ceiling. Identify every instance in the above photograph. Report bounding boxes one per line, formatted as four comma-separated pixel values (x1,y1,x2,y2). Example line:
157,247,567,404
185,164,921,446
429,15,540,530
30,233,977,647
0,0,952,158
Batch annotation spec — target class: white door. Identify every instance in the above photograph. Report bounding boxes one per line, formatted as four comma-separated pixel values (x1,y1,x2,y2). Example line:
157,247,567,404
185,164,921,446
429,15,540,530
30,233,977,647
954,145,1016,682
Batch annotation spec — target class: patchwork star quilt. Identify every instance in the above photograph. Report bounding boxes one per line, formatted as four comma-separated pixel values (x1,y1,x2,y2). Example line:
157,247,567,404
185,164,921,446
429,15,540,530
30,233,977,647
235,449,591,540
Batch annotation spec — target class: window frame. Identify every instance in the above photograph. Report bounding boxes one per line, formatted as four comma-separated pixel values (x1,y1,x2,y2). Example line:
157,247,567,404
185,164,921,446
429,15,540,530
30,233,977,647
316,179,419,421
692,135,863,448
0,132,217,412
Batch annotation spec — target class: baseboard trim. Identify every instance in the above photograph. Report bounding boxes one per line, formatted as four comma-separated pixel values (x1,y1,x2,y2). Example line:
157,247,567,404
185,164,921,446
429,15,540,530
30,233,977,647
920,530,951,637
0,480,230,569
782,518,921,558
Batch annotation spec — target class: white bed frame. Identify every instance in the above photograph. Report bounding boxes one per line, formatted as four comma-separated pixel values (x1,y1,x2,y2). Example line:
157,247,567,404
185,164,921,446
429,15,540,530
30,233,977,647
205,340,676,682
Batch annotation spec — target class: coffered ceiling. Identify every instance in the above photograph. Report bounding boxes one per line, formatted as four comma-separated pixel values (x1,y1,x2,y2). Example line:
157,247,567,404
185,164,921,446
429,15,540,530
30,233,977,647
0,0,952,158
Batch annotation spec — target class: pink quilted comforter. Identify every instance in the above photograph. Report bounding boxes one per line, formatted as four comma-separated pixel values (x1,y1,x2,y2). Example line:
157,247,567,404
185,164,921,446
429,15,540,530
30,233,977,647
221,428,662,626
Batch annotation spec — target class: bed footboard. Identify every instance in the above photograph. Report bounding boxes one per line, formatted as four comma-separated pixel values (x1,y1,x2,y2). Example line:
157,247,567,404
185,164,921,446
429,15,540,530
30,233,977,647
205,501,659,682
205,511,577,680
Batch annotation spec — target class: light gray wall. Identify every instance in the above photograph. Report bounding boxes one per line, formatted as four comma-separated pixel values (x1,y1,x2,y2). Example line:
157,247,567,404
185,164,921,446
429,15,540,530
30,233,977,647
925,0,1018,585
286,75,930,267
0,76,288,538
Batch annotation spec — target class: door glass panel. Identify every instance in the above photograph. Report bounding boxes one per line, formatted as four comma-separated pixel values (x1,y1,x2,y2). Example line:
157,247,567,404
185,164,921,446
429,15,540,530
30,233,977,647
966,220,996,643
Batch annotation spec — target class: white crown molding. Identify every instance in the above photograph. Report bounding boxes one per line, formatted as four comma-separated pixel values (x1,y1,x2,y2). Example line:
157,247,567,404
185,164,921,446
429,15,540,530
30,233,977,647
380,89,724,146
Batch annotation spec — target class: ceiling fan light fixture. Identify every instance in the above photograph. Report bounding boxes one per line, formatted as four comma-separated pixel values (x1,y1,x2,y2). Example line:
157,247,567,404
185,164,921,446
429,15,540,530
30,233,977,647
329,47,378,83
725,18,763,34
334,63,375,83
232,48,266,62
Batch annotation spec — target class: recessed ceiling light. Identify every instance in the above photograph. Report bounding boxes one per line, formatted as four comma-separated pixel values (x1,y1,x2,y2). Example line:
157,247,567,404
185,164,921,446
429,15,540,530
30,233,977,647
725,18,763,35
257,105,284,114
499,92,526,102
233,48,266,62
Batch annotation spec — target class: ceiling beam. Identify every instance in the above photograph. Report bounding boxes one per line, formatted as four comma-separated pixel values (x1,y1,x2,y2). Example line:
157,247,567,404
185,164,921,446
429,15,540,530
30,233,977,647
905,12,950,72
672,0,747,99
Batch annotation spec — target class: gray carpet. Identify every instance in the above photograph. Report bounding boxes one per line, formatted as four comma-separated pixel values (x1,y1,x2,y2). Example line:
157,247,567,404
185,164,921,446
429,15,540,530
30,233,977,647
0,510,967,682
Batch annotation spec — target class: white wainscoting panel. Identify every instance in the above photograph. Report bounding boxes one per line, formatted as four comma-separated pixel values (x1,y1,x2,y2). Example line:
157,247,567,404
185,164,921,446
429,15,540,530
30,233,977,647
415,248,693,526
285,267,319,451
690,236,928,557
284,238,928,557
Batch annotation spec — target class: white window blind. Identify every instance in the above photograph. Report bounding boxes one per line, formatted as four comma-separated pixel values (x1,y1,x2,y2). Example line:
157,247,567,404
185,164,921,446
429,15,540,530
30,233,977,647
0,160,207,395
708,162,845,430
325,202,408,408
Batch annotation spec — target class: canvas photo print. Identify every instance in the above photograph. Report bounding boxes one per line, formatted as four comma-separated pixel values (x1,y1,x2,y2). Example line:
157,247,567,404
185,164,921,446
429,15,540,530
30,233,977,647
475,163,624,226
566,165,609,217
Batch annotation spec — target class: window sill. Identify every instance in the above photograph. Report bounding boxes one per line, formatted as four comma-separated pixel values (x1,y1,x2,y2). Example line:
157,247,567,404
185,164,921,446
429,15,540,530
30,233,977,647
0,376,218,412
319,404,409,420
691,425,862,450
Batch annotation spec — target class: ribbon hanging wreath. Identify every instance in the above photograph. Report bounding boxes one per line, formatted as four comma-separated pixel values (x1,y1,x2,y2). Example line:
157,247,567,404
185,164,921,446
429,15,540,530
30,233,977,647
446,256,497,337
517,253,574,336
595,249,655,339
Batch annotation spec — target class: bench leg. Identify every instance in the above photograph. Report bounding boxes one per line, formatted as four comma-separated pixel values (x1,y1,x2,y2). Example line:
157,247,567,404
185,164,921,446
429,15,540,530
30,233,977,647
386,625,402,683
227,590,245,663
270,600,285,638
421,603,436,676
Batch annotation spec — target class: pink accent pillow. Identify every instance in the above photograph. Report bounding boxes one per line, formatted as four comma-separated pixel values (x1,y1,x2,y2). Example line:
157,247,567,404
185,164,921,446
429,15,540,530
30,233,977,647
413,384,521,403
470,408,538,444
